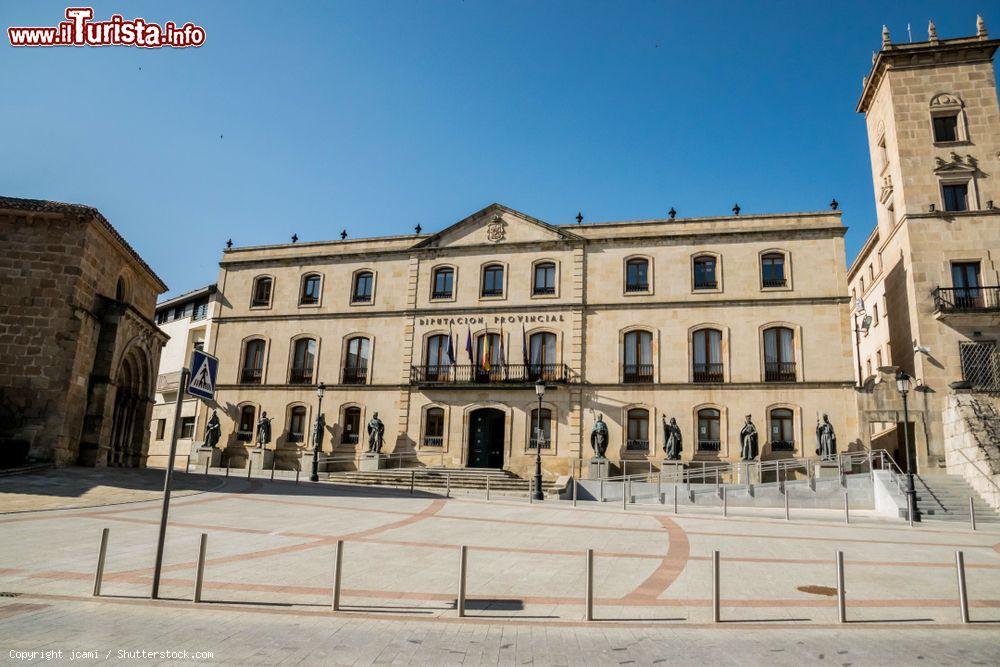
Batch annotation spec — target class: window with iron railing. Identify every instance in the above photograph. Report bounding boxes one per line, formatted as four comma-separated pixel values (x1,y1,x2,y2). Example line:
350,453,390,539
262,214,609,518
625,439,649,451
241,339,265,384
693,255,718,289
481,264,504,297
625,258,649,293
761,253,786,288
529,408,552,449
236,405,255,442
764,362,797,382
763,327,796,382
423,407,444,447
626,408,649,451
343,337,369,384
352,271,373,303
342,367,368,385
289,338,316,384
341,407,361,444
693,363,724,383
697,408,720,451
623,364,654,383
431,267,454,300
251,277,272,308
533,262,556,296
288,406,307,443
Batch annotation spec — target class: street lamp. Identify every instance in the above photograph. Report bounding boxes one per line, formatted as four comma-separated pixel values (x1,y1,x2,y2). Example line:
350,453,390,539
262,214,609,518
894,370,920,523
853,299,872,387
311,381,326,482
533,378,545,501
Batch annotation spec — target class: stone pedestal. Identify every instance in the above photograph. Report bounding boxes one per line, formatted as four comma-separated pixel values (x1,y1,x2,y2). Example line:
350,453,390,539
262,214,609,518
300,450,329,473
736,461,760,485
588,458,610,480
813,461,841,478
360,452,387,471
659,460,684,480
250,448,274,472
195,446,221,468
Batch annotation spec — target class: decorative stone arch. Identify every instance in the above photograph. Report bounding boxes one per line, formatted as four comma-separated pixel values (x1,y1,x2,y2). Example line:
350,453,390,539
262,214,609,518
530,257,560,298
106,338,153,467
250,274,275,309
622,254,653,295
238,334,271,384
229,400,260,454
520,399,559,455
340,332,375,385
762,402,803,459
297,271,324,307
692,402,729,459
461,401,513,469
114,271,132,303
286,333,321,384
690,250,723,293
758,321,804,382
419,329,452,365
429,263,458,302
618,325,659,383
758,247,792,291
686,322,731,383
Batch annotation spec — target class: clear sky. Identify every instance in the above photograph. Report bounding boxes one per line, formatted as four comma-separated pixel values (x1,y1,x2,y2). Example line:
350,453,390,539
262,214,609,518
3,1,996,297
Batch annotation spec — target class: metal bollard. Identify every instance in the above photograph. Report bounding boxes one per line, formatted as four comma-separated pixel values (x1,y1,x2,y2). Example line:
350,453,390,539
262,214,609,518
185,457,190,474
332,540,344,611
457,545,468,617
270,457,276,481
225,460,230,477
93,528,109,597
784,488,790,521
969,497,976,532
836,551,846,623
907,499,914,527
247,460,252,479
410,470,415,495
205,459,209,475
446,473,451,498
193,533,207,603
585,548,594,621
295,469,300,484
572,477,578,507
722,487,728,518
673,484,678,514
956,551,970,623
844,491,850,525
599,478,605,503
715,467,720,493
529,477,533,504
622,477,628,510
486,475,491,501
712,550,720,623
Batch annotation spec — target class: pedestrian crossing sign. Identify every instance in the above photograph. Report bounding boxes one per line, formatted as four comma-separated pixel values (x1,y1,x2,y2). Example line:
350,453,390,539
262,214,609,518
187,349,218,400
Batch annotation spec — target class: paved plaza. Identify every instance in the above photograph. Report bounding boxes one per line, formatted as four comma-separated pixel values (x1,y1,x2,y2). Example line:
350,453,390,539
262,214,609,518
0,468,998,665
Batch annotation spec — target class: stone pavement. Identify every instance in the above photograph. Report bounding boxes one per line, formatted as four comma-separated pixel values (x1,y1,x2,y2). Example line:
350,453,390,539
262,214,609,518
0,468,998,665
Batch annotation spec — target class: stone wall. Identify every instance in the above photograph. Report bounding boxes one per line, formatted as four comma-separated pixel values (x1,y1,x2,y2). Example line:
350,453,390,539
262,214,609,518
943,391,1000,509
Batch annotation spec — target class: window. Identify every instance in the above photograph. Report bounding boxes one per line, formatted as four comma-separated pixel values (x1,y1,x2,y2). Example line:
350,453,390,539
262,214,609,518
288,406,307,443
529,332,557,380
192,299,209,320
878,136,888,169
179,417,196,439
932,114,959,143
626,408,649,451
960,341,1000,390
299,274,321,305
481,264,504,297
533,262,556,295
251,277,272,308
625,258,649,293
424,407,445,446
343,337,369,384
341,407,361,444
424,334,451,381
289,338,317,384
876,350,883,368
943,182,969,212
475,332,503,379
155,419,165,440
237,405,256,442
623,330,653,383
352,271,373,303
432,267,454,300
240,339,266,384
693,255,718,289
697,408,721,451
769,408,794,452
860,277,865,293
529,408,552,449
866,359,872,378
952,261,983,309
761,253,786,287
763,327,796,382
868,264,874,282
692,329,723,382
115,277,126,302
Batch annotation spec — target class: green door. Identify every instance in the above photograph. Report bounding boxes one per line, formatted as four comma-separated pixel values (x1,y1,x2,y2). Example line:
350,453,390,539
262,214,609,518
468,408,505,468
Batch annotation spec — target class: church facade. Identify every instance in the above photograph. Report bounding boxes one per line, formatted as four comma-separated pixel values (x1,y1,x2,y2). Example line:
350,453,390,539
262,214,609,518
202,204,858,478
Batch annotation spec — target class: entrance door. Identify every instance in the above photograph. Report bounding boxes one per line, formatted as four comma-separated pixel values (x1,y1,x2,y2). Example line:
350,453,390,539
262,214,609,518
468,408,505,468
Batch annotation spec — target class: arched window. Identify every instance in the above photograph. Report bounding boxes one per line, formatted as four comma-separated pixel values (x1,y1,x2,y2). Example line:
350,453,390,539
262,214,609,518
626,408,649,451
529,331,557,380
240,339,266,384
769,408,794,452
289,338,317,384
425,334,451,381
251,276,273,307
475,332,503,380
237,405,256,442
623,330,653,383
341,407,361,444
343,337,369,384
352,271,373,303
692,329,723,382
763,327,796,382
288,406,308,443
115,277,126,302
697,408,721,451
481,264,504,297
299,274,322,305
533,262,556,295
432,267,454,300
761,253,786,287
693,255,718,290
423,407,445,446
625,258,649,293
530,407,552,449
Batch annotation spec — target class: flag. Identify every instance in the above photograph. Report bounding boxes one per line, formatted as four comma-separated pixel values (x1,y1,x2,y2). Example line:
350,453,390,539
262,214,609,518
447,324,456,366
481,324,492,372
465,325,473,365
521,323,529,366
498,321,507,368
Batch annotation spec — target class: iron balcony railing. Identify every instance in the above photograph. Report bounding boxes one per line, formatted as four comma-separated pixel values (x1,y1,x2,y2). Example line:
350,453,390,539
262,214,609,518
697,439,721,452
770,440,795,452
764,361,796,382
625,438,649,451
762,278,787,288
342,367,368,385
624,282,649,293
351,292,372,304
933,286,1000,313
422,436,444,447
341,433,359,445
533,285,556,296
289,367,314,384
431,290,452,300
529,437,552,450
410,363,571,385
240,368,263,384
481,287,503,297
693,363,724,383
623,364,654,383
694,280,718,290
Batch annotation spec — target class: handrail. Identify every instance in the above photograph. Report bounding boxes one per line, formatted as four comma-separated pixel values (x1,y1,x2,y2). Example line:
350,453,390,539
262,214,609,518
955,449,1000,495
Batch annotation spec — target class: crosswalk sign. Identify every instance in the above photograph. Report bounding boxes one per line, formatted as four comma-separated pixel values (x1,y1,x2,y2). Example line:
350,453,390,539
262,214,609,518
187,349,219,400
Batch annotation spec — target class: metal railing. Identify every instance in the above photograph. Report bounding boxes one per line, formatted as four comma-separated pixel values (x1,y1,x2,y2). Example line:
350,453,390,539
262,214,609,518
410,363,571,385
289,367,314,384
625,439,649,451
624,282,649,293
431,290,452,300
959,341,1000,391
697,440,721,452
532,286,556,295
764,362,796,382
341,367,368,385
240,368,262,384
340,433,359,445
762,278,787,288
351,292,372,304
422,436,443,447
693,363,724,383
770,440,795,452
933,286,1000,313
954,449,1000,507
623,364,654,383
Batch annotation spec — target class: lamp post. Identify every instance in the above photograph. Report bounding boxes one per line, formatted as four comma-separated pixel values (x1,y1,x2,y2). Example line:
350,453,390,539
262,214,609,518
533,378,545,501
853,300,872,387
895,370,920,523
311,381,325,482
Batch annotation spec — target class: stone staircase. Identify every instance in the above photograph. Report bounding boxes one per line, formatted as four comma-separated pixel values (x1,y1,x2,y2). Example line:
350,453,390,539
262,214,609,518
325,467,555,493
914,473,1000,523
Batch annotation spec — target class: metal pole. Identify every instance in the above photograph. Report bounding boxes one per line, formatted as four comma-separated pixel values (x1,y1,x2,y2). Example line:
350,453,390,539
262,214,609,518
93,527,109,597
715,467,719,492
529,476,533,504
622,476,628,510
722,486,727,518
657,472,662,504
712,550,720,623
295,469,300,484
585,548,594,621
784,488,790,521
270,455,276,481
599,478,604,503
225,458,230,477
486,475,490,502
969,497,976,531
901,391,919,523
204,458,209,475
956,551,970,623
446,473,451,498
151,367,188,600
572,476,578,507
184,457,190,474
193,533,207,603
410,469,415,495
457,545,467,617
836,551,846,623
332,540,343,611
247,459,252,479
533,391,544,502
673,483,678,514
844,491,850,525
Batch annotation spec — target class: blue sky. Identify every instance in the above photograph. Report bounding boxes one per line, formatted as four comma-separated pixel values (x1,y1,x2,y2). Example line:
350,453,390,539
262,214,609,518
2,1,995,297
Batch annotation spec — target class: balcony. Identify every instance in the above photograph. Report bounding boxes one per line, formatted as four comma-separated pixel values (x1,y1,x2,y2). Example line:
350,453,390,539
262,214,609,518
764,362,796,382
770,440,795,452
933,286,1000,314
698,440,721,452
694,281,718,290
693,363,724,383
351,293,372,304
410,363,571,386
431,290,452,300
762,278,787,288
423,436,444,447
623,364,654,383
481,288,503,297
625,282,649,293
240,368,263,384
532,286,556,296
342,367,368,385
625,438,649,451
289,367,314,384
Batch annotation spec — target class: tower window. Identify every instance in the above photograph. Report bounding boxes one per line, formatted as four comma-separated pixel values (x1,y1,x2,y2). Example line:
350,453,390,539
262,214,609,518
932,114,959,143
942,183,969,212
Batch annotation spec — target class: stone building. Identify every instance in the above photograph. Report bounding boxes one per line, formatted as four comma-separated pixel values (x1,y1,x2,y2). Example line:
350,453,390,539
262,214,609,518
146,283,220,468
849,19,1000,471
203,203,857,478
0,196,167,467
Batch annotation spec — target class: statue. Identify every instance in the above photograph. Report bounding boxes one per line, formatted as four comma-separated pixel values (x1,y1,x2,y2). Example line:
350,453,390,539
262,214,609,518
589,414,609,459
367,411,385,453
255,412,273,447
816,414,837,460
313,413,325,452
662,416,682,460
203,410,221,449
739,414,758,461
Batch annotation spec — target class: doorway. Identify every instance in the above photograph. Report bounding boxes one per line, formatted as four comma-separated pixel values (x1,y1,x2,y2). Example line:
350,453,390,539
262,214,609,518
467,408,505,469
